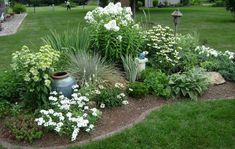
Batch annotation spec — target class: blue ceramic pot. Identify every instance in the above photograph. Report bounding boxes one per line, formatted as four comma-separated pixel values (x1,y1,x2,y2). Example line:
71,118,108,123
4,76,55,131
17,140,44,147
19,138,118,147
52,72,76,98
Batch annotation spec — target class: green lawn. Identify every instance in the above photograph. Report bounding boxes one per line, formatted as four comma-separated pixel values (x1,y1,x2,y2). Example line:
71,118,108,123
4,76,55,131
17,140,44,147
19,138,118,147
0,6,235,71
69,99,235,149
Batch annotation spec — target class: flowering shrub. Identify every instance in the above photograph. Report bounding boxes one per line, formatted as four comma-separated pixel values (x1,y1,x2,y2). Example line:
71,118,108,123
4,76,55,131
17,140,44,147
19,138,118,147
95,83,128,108
11,45,60,109
145,25,181,73
85,2,144,62
35,85,101,142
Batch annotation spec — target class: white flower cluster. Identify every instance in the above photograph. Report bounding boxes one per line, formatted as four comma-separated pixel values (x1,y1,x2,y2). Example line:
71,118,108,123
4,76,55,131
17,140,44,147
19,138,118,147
145,25,181,66
84,2,139,33
35,85,101,142
195,45,235,60
11,45,60,88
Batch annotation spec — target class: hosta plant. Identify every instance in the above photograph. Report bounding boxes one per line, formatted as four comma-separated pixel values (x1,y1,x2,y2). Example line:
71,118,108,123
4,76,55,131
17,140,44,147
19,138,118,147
35,85,101,142
169,68,209,100
11,45,60,109
85,2,144,62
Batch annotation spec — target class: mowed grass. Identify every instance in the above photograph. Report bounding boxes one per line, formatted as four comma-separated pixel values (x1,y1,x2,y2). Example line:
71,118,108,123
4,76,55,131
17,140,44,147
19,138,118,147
0,6,235,70
69,99,235,149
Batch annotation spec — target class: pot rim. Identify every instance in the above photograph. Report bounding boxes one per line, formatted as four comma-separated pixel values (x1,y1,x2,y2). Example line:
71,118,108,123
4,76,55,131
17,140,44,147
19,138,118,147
52,71,69,79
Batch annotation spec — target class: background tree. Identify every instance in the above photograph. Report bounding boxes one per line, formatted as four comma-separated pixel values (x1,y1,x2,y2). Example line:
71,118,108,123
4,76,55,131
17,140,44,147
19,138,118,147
224,0,235,18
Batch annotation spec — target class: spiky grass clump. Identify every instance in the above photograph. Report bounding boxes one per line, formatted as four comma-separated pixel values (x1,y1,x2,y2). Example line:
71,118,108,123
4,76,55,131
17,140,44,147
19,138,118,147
68,51,124,86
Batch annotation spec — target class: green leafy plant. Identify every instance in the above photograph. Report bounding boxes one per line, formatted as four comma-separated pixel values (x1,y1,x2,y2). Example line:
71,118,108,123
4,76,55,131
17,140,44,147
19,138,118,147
0,99,11,118
143,69,171,98
95,83,128,108
169,68,209,100
216,56,235,81
12,3,26,13
11,45,60,110
5,114,43,143
176,33,199,71
85,2,144,62
121,55,138,83
127,82,148,98
68,51,124,86
0,70,23,102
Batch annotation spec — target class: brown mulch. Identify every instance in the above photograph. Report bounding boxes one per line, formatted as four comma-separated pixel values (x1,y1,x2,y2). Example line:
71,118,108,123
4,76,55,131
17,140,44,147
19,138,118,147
0,82,235,148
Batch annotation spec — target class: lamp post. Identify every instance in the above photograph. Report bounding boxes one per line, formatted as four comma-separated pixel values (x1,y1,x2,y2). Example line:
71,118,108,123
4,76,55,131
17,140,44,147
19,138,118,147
171,9,183,37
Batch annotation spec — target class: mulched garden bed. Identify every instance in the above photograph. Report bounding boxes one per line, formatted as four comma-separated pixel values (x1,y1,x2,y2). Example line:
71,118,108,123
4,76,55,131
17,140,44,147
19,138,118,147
0,82,235,148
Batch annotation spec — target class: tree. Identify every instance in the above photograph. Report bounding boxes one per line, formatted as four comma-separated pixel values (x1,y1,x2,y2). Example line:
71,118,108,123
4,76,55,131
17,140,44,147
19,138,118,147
225,0,235,18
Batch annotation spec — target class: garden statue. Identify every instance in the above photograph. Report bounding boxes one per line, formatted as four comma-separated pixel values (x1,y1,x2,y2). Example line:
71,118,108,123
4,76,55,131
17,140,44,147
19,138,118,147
135,51,148,72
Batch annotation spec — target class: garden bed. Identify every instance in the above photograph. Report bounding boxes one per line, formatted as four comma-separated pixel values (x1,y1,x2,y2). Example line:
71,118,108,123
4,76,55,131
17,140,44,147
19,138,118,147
0,82,235,148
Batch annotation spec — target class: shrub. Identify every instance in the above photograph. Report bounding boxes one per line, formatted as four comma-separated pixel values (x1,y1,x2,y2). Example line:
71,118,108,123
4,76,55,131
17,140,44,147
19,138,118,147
0,70,23,102
153,0,158,7
85,2,144,62
127,82,148,98
145,25,181,74
35,86,101,142
212,1,225,7
176,33,199,71
215,56,235,81
0,99,11,118
11,45,60,110
5,114,43,143
225,0,235,18
95,83,128,108
68,51,124,86
169,68,209,100
121,55,138,83
143,69,171,98
12,3,26,14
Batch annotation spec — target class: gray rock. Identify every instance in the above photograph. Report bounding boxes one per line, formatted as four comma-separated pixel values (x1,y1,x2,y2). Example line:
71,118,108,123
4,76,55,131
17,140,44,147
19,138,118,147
206,72,226,85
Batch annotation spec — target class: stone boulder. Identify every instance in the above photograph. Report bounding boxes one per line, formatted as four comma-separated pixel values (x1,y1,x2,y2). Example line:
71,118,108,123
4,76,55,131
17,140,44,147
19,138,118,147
206,72,226,85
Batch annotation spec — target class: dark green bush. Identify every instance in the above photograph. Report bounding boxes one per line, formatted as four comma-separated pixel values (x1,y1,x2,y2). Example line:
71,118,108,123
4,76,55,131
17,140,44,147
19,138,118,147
12,3,26,14
5,114,43,143
153,0,158,7
169,68,209,100
143,69,171,98
225,0,235,18
127,82,148,98
0,99,11,118
0,70,23,103
216,57,235,81
212,1,225,7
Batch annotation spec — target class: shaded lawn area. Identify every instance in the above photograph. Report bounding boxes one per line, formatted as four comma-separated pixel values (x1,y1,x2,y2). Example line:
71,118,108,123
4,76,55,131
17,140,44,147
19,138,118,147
69,99,235,149
0,6,235,71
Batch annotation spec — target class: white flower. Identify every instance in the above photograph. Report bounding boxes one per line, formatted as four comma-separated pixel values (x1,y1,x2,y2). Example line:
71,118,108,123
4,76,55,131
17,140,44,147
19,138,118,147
122,100,129,105
72,84,79,89
95,90,101,94
120,93,125,97
129,88,133,92
104,20,120,32
98,85,105,89
66,112,72,118
71,127,80,141
117,35,122,42
100,103,105,109
115,83,124,88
